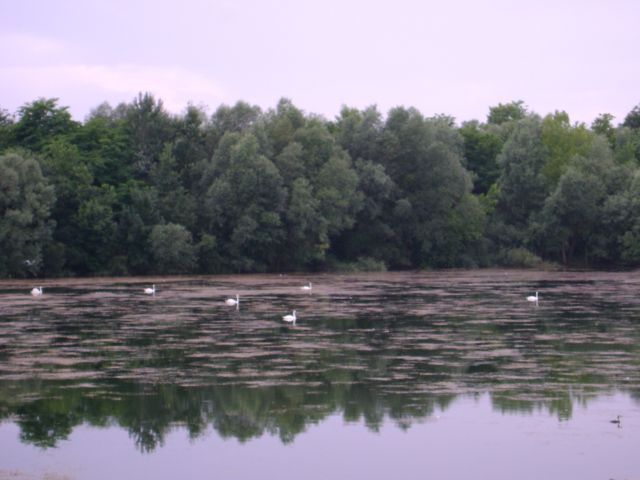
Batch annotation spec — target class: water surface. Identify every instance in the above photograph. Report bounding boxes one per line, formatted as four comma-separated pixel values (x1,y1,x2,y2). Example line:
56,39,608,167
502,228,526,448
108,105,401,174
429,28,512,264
0,270,639,479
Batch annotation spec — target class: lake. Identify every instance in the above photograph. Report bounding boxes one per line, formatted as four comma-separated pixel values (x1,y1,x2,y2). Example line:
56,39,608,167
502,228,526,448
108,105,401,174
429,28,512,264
0,270,639,479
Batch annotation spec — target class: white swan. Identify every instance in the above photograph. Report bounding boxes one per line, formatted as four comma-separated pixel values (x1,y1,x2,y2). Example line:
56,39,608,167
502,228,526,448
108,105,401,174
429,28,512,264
144,284,156,295
527,291,539,303
225,294,239,307
282,310,297,323
31,286,43,296
301,282,312,291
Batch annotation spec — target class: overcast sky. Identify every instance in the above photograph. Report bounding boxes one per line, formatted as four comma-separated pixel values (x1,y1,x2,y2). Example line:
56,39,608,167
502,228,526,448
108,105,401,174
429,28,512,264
1,0,638,125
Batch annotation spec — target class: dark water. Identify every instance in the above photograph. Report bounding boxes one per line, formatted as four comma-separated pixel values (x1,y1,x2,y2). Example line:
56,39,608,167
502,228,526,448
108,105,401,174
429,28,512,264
0,270,639,479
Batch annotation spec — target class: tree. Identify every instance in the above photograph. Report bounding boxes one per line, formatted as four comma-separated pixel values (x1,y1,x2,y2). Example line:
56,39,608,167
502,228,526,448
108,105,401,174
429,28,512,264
623,103,640,129
114,182,161,275
459,121,503,194
72,186,118,274
209,101,261,144
150,223,196,274
495,117,548,229
540,111,593,185
591,113,616,147
39,138,94,275
332,159,399,265
172,104,210,191
263,98,305,155
0,153,55,277
74,106,131,186
315,151,363,236
380,107,476,267
535,140,622,265
151,145,197,231
334,105,383,163
293,119,337,175
613,126,640,165
487,100,527,125
0,108,14,149
13,98,78,152
202,133,286,271
284,178,328,269
123,93,175,178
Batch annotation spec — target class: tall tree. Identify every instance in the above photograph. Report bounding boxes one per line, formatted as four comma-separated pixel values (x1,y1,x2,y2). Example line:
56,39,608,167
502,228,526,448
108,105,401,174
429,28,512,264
487,100,527,125
123,93,175,179
202,133,286,271
536,141,619,264
591,113,616,147
623,102,640,129
334,105,383,164
540,111,593,185
380,107,475,267
150,223,196,274
12,98,78,153
459,121,503,194
495,117,548,229
0,108,14,150
0,153,55,277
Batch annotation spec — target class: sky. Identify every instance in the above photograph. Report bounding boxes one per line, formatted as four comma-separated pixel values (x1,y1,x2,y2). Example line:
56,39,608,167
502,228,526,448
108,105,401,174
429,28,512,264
1,0,638,125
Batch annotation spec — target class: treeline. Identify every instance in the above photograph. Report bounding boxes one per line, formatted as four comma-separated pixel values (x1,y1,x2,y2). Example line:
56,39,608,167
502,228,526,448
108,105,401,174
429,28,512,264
1,95,640,277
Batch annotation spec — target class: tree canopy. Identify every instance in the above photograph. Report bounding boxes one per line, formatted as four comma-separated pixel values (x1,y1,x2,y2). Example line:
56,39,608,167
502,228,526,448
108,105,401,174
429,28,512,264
1,95,639,277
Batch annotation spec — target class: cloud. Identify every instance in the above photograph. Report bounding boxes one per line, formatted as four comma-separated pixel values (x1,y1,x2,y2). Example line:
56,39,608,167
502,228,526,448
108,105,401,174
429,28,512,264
0,63,227,118
0,32,68,61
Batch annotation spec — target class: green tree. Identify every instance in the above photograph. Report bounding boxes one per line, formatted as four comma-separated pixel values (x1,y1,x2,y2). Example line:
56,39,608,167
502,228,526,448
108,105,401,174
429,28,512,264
209,101,262,145
495,117,548,229
123,93,175,178
202,133,285,271
150,223,196,274
380,107,475,267
151,145,197,231
334,105,383,163
0,153,55,277
591,113,616,147
173,104,210,191
263,98,305,155
284,177,328,269
316,151,363,236
39,138,94,275
293,119,337,175
540,111,593,185
333,159,399,265
114,182,161,275
459,121,503,194
487,100,527,125
72,186,118,274
613,126,640,165
12,98,78,152
0,108,14,150
196,233,222,273
535,139,621,265
75,106,131,185
623,102,640,129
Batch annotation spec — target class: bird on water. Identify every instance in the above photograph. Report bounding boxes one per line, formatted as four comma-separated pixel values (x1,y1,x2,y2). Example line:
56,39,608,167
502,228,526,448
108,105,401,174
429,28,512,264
225,294,240,307
283,310,297,324
31,286,43,296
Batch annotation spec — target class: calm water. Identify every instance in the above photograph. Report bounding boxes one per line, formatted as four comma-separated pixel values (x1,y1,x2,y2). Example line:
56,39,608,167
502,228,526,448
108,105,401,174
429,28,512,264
0,270,639,479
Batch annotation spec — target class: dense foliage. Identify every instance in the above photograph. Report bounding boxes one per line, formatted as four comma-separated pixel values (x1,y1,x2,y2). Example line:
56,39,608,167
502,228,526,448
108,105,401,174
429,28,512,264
1,95,640,277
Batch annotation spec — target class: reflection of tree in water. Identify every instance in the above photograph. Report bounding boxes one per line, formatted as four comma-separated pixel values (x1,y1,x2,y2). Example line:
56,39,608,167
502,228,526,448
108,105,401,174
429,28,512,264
16,409,76,449
2,379,636,453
